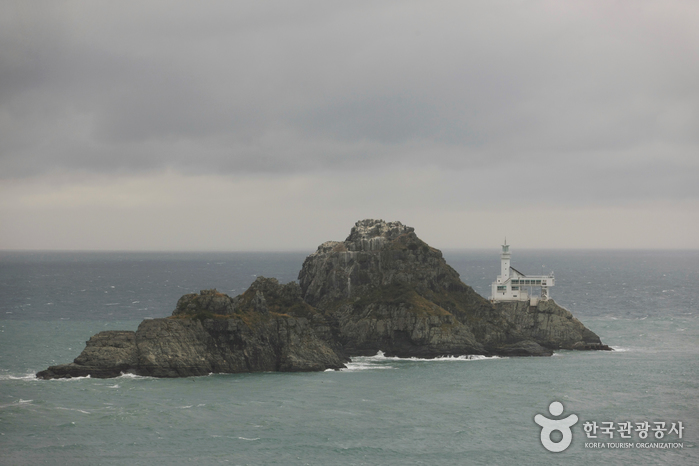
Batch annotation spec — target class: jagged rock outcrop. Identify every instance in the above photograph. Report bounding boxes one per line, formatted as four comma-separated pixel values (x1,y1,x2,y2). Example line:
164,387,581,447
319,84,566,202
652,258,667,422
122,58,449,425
298,219,557,357
298,219,611,357
37,219,609,379
36,331,139,379
495,299,608,350
37,278,347,379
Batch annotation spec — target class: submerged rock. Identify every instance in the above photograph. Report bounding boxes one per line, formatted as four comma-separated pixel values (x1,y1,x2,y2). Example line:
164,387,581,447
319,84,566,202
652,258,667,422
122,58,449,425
38,219,609,379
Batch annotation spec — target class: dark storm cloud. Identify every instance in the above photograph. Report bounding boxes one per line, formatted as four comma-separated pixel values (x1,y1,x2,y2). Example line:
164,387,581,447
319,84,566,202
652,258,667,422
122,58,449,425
1,1,698,203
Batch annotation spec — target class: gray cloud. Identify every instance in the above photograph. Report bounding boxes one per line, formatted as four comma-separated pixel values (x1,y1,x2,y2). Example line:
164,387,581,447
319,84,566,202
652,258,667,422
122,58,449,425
1,0,698,206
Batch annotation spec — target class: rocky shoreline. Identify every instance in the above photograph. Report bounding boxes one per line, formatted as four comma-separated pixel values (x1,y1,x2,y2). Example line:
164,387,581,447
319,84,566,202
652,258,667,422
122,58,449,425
37,219,610,379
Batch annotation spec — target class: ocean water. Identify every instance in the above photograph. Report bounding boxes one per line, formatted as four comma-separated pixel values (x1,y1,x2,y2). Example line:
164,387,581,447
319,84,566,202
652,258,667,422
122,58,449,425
0,250,697,465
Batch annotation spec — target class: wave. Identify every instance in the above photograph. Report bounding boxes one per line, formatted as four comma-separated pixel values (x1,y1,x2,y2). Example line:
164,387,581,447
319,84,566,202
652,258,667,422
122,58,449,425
53,375,91,381
0,373,38,381
340,362,395,372
610,346,630,352
339,351,502,371
362,350,501,362
0,399,36,409
116,372,152,379
56,406,91,414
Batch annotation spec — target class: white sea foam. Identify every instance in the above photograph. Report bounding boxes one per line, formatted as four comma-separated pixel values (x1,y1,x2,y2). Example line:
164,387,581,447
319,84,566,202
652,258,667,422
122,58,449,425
237,437,260,441
56,407,91,414
53,375,91,381
610,346,629,352
340,362,395,372
0,402,26,409
363,350,500,362
340,351,501,370
116,372,152,379
0,373,38,381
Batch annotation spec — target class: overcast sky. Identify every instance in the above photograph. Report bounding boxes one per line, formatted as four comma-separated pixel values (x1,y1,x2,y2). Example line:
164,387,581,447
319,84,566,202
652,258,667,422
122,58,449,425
1,0,698,250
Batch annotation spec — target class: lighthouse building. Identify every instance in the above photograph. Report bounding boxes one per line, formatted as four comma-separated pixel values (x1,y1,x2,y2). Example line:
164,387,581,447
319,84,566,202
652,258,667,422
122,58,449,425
490,241,554,305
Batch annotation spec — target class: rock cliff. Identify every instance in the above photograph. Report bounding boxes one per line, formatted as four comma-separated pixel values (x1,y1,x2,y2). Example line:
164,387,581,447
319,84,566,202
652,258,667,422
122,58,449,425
494,299,608,350
37,278,346,379
298,219,608,357
37,219,609,379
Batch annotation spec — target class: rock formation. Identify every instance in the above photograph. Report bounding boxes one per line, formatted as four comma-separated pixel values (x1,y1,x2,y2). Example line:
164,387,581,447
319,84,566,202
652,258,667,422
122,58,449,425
37,279,346,379
494,299,607,350
297,219,608,357
37,219,609,379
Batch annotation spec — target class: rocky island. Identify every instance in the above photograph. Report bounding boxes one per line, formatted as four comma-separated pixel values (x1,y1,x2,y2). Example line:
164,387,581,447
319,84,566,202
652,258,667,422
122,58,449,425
37,219,610,379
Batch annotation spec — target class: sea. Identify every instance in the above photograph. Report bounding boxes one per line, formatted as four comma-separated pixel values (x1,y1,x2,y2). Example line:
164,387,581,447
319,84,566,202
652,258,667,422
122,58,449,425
0,249,697,465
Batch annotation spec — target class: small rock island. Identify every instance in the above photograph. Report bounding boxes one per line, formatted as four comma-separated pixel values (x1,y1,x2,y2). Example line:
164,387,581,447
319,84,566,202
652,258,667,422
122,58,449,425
37,219,610,379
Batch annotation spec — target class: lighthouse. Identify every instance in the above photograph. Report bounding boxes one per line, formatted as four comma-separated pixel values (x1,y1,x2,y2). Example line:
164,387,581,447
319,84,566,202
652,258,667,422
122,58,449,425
490,240,554,304
500,239,511,283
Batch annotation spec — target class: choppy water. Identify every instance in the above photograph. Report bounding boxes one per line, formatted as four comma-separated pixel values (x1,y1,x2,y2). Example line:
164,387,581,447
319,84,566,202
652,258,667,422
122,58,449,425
1,250,697,465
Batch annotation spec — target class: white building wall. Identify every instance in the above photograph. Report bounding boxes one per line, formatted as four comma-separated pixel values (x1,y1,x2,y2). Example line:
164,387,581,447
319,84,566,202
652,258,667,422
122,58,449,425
490,242,554,302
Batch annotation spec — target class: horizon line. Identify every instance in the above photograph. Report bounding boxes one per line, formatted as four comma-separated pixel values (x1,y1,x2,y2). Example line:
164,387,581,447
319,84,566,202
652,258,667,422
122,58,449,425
1,247,697,253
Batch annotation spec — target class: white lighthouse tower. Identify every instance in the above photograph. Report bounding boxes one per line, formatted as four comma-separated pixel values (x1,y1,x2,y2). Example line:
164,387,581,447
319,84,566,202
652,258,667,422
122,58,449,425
500,239,511,283
490,240,554,304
